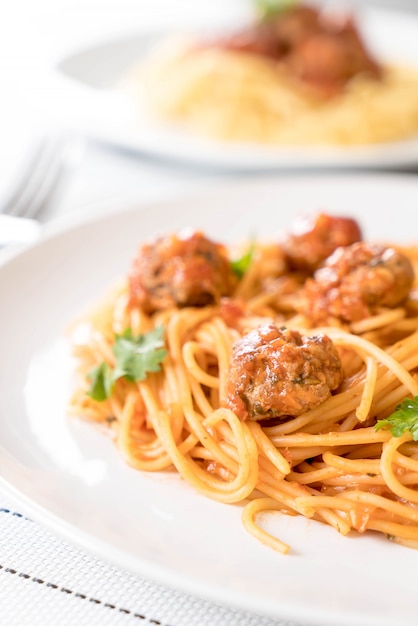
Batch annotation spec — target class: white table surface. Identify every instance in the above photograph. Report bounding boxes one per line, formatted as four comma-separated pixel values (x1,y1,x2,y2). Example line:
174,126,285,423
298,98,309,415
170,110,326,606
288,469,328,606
1,1,418,625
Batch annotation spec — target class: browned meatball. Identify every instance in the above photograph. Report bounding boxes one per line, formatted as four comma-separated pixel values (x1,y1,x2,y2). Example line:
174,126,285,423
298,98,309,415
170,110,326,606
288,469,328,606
129,230,237,313
214,6,319,59
301,242,415,324
205,5,381,95
281,212,362,273
225,324,343,421
286,18,381,95
270,5,321,51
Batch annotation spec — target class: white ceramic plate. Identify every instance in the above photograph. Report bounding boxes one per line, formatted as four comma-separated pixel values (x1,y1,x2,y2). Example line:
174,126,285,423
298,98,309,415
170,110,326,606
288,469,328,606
1,175,418,626
51,5,418,170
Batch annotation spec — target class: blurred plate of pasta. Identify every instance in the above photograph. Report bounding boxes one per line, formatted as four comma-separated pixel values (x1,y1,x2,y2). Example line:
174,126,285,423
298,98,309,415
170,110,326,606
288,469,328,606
53,3,418,170
1,174,418,626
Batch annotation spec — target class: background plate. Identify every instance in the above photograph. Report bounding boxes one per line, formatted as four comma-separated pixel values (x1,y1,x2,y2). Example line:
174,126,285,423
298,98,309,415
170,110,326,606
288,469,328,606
52,5,418,170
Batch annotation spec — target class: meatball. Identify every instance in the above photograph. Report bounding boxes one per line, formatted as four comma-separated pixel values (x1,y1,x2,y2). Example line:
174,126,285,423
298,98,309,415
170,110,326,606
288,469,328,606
207,5,381,95
281,212,362,273
270,5,321,51
129,230,237,313
225,324,343,421
215,6,319,59
301,242,415,324
286,18,381,94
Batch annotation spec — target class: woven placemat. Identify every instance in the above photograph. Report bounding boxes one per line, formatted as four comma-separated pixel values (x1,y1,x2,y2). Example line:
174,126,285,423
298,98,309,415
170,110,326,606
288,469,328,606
0,495,308,626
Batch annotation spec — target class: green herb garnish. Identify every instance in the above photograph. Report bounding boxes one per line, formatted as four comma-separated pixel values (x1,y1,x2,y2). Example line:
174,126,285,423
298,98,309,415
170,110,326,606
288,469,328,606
375,396,418,440
88,326,167,402
88,362,114,402
231,240,255,279
254,0,297,21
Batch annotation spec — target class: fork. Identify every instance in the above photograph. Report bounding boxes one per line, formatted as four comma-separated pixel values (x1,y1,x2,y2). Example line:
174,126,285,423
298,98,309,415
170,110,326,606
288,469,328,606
0,134,85,246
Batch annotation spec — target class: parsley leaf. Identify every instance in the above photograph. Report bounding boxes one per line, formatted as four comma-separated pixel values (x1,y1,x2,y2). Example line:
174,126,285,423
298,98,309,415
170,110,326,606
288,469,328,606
254,0,297,21
113,327,167,383
88,362,114,402
375,396,418,440
231,241,255,279
87,326,167,402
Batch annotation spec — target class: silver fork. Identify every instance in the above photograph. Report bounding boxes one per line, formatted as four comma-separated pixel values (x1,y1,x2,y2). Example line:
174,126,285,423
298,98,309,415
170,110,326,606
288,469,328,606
0,134,85,246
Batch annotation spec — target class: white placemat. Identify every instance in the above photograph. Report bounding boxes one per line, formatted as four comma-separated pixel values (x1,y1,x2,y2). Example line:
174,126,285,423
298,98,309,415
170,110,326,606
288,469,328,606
0,494,310,626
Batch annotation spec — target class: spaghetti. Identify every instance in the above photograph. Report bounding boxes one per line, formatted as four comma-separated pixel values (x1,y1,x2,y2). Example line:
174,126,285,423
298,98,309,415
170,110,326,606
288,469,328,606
69,213,418,554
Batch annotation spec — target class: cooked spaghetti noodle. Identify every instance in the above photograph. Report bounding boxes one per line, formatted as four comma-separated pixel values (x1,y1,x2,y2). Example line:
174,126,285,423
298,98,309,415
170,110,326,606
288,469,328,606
133,43,418,146
69,213,418,554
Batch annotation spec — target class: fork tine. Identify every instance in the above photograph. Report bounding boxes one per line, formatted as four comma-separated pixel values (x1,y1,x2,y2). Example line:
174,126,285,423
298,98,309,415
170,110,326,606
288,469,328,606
3,136,60,218
2,137,51,217
3,134,85,221
15,138,69,220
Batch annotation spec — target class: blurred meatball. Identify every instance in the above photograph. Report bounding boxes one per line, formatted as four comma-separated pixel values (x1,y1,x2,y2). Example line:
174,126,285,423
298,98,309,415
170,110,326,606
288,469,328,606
207,5,381,95
286,18,381,94
215,6,319,59
129,230,237,313
301,242,415,323
225,324,343,421
281,212,362,273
